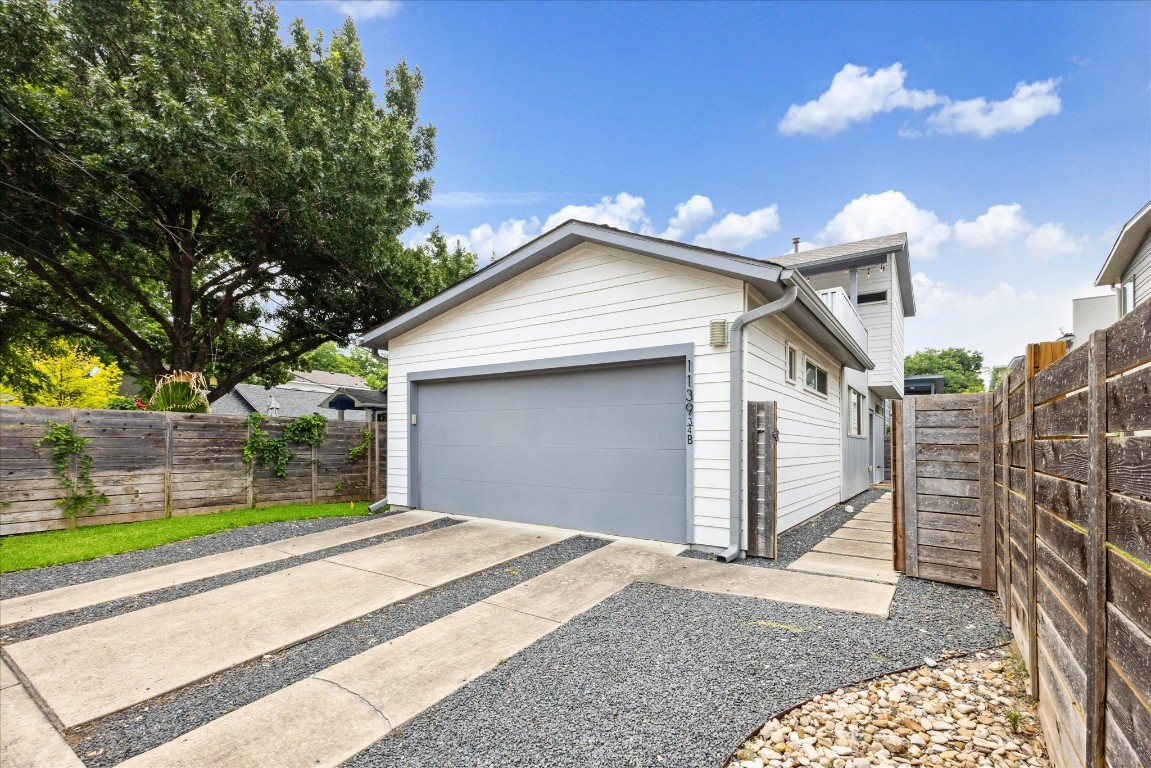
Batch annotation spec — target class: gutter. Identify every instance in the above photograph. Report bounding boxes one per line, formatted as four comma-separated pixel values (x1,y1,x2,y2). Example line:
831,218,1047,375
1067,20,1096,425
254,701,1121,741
784,274,874,372
718,285,799,563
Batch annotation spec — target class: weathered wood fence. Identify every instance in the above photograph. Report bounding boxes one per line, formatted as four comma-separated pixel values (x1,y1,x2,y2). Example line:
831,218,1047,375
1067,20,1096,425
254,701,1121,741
746,401,778,559
893,299,1151,768
892,392,995,589
0,406,384,535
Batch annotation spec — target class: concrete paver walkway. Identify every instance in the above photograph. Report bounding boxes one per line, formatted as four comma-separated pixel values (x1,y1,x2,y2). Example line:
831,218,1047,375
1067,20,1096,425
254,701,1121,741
4,518,568,728
787,493,900,585
0,511,443,627
0,660,83,768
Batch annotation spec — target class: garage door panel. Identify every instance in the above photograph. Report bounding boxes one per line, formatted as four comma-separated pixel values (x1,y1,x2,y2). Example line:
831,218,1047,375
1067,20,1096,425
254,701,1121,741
418,477,685,542
417,403,685,451
419,444,686,497
415,359,687,542
418,364,683,412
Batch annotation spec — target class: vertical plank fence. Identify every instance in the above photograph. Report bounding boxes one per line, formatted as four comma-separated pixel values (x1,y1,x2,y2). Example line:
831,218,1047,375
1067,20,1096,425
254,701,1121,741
1,408,386,535
745,401,778,559
895,299,1151,768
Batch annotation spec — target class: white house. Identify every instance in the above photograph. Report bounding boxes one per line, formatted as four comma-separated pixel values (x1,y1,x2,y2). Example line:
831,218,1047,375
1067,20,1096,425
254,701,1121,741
359,221,913,559
1070,200,1151,347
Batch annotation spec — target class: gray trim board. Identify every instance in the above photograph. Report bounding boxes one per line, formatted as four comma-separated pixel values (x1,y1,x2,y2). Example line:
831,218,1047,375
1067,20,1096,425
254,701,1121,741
405,345,695,543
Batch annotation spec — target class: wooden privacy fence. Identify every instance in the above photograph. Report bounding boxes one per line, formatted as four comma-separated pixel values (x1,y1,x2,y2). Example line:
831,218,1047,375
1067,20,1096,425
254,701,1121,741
745,401,778,559
0,406,385,535
893,298,1151,768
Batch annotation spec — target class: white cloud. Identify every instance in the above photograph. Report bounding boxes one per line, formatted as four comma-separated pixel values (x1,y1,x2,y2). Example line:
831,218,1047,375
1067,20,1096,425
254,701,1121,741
927,79,1062,138
778,63,942,137
693,206,781,251
1025,222,1083,260
662,195,715,240
542,192,652,234
953,204,1032,251
450,218,541,261
818,191,951,258
780,65,1061,139
332,1,400,20
430,191,547,208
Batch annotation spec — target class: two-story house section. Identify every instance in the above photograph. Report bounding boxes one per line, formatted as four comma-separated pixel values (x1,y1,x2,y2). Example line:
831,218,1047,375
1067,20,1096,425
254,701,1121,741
773,233,915,497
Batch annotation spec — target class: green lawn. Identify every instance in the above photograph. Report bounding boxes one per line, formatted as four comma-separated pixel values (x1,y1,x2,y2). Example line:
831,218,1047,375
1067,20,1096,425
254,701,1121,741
0,502,374,573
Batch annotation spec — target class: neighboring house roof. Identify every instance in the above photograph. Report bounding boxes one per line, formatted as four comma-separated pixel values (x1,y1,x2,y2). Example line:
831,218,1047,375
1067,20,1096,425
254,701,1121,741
1095,200,1151,286
359,220,875,372
319,387,388,411
772,233,915,318
210,383,347,420
286,370,369,390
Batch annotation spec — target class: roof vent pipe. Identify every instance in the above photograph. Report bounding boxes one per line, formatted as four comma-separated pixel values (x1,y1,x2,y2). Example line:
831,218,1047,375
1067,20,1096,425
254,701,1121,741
792,237,800,253
717,285,799,563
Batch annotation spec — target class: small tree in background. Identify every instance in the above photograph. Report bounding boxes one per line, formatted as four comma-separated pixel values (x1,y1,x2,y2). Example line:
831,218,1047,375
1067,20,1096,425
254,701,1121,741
0,339,123,407
294,342,389,390
904,347,986,393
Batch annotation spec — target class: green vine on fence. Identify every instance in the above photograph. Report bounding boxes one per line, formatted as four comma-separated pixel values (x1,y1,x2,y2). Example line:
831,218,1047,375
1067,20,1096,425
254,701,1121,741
242,413,328,478
347,427,374,462
37,421,108,517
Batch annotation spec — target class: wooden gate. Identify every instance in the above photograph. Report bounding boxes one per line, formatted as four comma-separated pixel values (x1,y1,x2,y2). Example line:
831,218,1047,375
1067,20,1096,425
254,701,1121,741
746,401,778,558
892,392,996,588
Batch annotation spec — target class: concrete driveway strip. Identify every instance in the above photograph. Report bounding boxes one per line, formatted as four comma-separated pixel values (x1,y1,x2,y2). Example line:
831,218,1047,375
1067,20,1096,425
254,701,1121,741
119,539,666,768
4,519,569,729
641,558,896,617
0,511,443,627
0,660,85,768
842,519,893,532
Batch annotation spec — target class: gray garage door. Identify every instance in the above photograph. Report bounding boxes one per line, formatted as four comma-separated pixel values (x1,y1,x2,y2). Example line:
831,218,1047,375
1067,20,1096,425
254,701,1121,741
414,359,687,542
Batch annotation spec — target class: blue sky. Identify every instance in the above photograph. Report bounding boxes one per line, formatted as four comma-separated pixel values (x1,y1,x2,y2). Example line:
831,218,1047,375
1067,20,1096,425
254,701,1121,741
280,0,1150,368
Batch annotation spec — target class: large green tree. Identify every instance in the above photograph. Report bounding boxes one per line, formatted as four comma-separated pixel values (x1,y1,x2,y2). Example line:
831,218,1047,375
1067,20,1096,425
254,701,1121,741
904,347,986,393
0,0,473,401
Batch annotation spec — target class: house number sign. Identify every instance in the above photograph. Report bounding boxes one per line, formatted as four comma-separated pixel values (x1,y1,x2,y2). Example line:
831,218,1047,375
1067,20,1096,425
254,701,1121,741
685,359,694,445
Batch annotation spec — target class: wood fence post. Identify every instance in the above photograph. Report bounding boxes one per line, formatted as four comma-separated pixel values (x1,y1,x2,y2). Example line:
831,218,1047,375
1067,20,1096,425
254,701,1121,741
1085,328,1109,767
901,396,919,577
310,443,318,504
978,392,996,590
1000,373,1011,623
164,412,173,518
245,418,255,508
67,408,78,529
1024,344,1039,695
892,400,904,572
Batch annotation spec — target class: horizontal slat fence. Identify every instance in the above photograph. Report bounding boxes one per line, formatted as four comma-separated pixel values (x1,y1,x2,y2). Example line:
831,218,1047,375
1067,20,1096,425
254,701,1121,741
895,300,1150,768
0,407,384,535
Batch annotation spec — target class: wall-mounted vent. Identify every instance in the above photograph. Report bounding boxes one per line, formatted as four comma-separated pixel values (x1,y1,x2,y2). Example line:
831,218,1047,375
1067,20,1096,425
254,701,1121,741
709,320,729,347
858,291,888,304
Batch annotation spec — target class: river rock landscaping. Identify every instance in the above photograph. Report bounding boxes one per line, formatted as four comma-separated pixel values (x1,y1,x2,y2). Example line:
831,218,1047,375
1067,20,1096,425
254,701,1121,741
729,647,1048,768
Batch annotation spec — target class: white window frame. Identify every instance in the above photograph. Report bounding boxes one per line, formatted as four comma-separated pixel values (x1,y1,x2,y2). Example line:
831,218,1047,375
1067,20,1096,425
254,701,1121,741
804,358,828,397
1120,278,1135,316
784,343,798,384
848,388,864,437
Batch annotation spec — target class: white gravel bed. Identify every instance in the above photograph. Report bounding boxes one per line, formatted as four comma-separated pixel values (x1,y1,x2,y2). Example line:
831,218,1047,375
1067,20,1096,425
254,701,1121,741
66,535,609,767
1,511,393,600
730,647,1046,767
348,574,1007,767
0,517,459,644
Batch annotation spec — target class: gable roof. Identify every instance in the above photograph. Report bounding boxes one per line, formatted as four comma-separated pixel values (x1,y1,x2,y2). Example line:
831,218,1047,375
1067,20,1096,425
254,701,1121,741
211,383,347,420
359,220,874,371
1095,200,1151,287
772,233,915,317
319,387,388,411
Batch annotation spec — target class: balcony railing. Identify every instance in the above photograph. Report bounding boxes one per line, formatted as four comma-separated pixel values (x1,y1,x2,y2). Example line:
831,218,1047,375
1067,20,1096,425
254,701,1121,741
817,288,868,352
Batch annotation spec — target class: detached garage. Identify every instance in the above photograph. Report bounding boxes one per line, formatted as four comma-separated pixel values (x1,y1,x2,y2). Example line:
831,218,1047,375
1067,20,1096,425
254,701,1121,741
360,221,875,557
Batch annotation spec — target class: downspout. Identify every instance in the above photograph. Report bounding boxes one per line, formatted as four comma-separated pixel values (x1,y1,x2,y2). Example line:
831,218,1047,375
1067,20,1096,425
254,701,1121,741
717,284,799,563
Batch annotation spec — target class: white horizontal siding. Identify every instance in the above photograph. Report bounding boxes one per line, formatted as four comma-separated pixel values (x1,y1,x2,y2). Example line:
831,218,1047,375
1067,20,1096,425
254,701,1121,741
744,308,843,536
1127,232,1151,307
386,244,745,545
